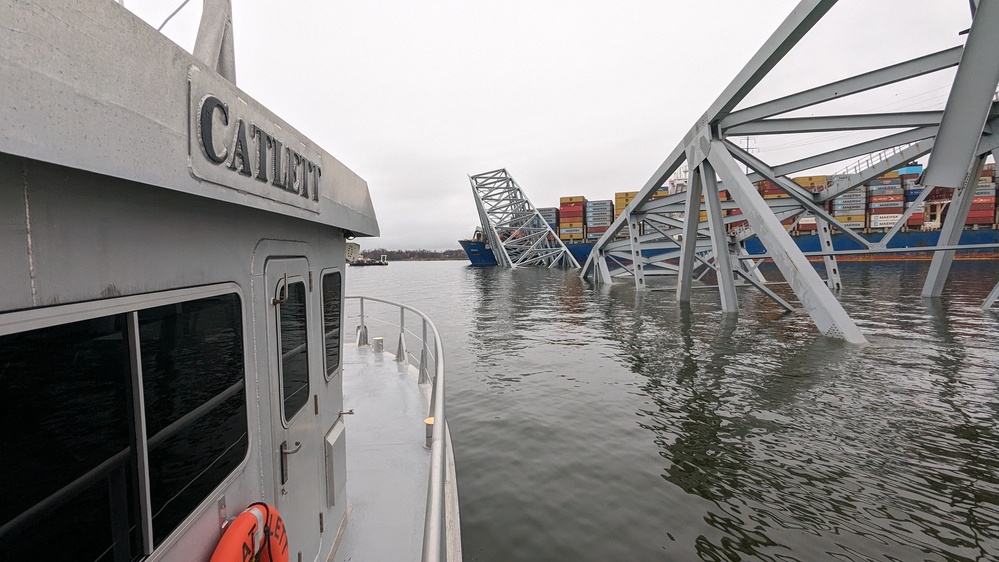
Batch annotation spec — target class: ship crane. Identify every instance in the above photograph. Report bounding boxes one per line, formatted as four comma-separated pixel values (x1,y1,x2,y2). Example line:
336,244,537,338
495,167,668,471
468,168,580,268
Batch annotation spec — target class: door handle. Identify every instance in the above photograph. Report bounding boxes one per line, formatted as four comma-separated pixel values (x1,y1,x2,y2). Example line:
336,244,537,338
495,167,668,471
280,440,302,484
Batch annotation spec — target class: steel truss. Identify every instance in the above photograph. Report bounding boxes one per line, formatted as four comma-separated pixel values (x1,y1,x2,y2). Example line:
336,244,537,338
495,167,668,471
581,0,999,343
469,169,580,268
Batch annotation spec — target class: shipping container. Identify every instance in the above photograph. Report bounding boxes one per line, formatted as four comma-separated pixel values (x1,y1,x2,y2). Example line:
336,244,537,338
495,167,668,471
586,220,611,228
560,221,584,229
833,214,867,223
560,196,587,203
869,214,902,228
559,227,584,235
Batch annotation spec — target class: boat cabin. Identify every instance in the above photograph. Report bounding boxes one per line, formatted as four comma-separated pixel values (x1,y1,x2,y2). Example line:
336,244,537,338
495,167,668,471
0,1,379,560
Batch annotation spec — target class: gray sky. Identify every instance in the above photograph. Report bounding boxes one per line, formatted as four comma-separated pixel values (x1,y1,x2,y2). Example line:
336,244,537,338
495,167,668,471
126,1,970,250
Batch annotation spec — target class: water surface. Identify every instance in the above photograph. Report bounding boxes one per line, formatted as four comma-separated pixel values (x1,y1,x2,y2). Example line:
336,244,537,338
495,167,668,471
348,260,999,561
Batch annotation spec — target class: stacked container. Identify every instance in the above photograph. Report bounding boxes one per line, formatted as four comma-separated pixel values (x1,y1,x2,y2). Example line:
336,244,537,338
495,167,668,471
586,200,614,241
867,177,904,229
829,185,866,229
900,165,924,228
614,191,638,240
757,180,789,199
970,165,997,226
538,207,559,231
559,196,586,243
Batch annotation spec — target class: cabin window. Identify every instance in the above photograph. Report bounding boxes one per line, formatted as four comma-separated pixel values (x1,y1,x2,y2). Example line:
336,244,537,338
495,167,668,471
0,314,140,561
0,288,248,560
279,281,310,421
321,271,342,379
138,294,247,546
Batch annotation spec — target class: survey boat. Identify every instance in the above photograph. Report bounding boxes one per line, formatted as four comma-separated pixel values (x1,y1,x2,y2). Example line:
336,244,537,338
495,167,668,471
0,1,460,561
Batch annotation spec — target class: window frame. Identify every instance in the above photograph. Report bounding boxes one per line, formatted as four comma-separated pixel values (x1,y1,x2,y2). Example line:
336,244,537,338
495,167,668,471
320,267,344,381
0,283,251,557
275,276,311,424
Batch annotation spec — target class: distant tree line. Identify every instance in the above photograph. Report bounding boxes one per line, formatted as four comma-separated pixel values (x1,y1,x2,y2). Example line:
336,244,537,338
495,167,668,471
359,248,467,261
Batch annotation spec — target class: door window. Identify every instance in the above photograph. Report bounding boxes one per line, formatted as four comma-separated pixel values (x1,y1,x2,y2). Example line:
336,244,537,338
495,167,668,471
278,280,310,421
321,271,342,379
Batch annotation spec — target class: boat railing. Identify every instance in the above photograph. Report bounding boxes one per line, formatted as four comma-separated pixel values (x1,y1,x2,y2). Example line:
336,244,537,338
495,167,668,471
344,295,454,562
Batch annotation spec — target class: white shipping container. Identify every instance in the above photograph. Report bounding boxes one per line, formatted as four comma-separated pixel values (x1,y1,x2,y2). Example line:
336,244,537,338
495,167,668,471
869,214,902,228
559,227,584,235
839,221,866,229
586,220,611,227
798,217,817,225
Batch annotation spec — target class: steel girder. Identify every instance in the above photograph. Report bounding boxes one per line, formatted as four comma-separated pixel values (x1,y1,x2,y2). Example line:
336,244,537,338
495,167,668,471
581,0,999,342
469,169,579,269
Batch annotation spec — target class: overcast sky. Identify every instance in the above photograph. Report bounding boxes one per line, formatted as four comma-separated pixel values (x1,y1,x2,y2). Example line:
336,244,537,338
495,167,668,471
125,1,971,250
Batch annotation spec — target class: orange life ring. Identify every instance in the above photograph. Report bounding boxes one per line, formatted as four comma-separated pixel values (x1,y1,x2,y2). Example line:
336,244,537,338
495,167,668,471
210,502,289,562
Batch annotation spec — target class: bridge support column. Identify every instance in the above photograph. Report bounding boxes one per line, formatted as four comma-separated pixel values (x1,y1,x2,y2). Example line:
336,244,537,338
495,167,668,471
628,215,647,290
701,161,738,312
708,141,867,343
677,167,704,302
816,217,842,290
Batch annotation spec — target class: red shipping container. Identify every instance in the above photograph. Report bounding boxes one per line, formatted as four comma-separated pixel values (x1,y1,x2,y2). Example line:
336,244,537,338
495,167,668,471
983,168,996,177
972,196,996,205
587,226,609,233
560,202,583,210
967,209,994,217
970,203,995,212
869,195,904,203
797,224,817,231
966,216,993,225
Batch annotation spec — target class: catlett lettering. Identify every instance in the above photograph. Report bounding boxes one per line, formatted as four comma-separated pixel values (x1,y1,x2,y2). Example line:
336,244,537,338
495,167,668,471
197,94,320,202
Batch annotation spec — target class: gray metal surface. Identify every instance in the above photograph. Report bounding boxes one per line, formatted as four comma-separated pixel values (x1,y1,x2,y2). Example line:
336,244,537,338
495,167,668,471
0,0,378,237
582,0,999,338
335,344,432,562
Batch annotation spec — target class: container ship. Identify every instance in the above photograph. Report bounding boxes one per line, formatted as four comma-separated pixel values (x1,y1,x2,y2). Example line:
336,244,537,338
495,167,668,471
460,164,999,266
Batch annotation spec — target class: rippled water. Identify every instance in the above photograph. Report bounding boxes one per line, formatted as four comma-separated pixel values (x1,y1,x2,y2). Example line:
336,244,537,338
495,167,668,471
347,259,999,561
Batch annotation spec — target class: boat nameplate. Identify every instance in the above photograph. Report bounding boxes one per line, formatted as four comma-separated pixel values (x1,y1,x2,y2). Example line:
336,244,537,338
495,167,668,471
189,66,323,213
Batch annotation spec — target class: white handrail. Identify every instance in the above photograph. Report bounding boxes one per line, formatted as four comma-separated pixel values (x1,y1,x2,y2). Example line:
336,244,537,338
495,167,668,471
344,295,451,562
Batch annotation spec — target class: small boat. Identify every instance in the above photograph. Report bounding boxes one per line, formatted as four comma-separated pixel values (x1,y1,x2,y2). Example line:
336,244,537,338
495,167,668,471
350,254,389,266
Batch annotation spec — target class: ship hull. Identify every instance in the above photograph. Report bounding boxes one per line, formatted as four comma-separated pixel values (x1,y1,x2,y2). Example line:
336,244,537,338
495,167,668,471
459,239,498,266
462,230,999,267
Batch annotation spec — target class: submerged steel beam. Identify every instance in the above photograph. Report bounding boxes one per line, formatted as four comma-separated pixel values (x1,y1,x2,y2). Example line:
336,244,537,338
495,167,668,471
707,143,867,343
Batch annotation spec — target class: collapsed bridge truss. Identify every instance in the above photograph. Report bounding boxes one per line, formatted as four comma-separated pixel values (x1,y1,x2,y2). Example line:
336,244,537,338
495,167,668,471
470,169,580,268
581,0,999,344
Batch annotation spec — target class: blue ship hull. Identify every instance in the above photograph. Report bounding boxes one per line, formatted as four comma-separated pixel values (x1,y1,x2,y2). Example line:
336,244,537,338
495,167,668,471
459,239,498,266
461,230,999,266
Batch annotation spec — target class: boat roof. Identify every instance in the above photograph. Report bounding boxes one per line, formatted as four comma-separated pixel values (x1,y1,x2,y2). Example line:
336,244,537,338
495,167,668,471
0,0,379,237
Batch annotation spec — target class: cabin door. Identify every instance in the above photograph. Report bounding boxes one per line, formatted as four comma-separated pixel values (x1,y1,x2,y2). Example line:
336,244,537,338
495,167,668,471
266,258,323,561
